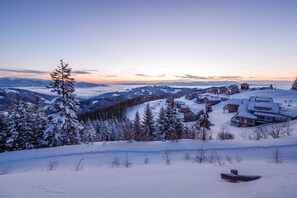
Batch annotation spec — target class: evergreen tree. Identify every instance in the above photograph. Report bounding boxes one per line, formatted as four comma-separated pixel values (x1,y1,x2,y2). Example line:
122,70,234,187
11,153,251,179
197,107,213,141
44,60,82,147
142,103,155,141
133,111,142,141
81,120,97,144
0,112,7,152
165,104,183,141
155,106,167,140
291,77,297,90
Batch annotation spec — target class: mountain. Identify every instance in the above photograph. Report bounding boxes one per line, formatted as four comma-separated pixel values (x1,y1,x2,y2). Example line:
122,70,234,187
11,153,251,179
118,81,240,87
0,77,107,88
0,88,55,111
79,85,198,114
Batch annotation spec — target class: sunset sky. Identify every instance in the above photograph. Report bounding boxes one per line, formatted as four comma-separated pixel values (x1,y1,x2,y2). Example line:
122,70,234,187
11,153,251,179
0,0,296,83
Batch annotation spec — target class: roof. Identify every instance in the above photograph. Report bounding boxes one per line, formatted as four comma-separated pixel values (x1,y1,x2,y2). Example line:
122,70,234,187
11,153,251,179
237,99,257,119
254,111,288,119
226,99,242,106
250,96,273,103
206,97,221,102
175,101,186,105
181,104,189,109
279,108,297,119
248,101,279,113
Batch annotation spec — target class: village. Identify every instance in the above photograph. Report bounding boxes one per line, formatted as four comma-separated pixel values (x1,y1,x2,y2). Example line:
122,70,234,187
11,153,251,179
167,83,297,126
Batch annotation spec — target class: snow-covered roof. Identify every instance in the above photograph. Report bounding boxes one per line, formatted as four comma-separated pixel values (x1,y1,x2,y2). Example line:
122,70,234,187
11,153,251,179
175,101,186,105
254,111,288,119
226,99,242,106
206,97,221,102
279,108,297,119
237,99,257,119
248,101,279,113
250,96,273,103
181,104,189,109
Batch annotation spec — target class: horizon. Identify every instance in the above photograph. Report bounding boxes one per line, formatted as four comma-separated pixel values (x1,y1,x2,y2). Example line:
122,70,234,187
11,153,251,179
0,0,296,83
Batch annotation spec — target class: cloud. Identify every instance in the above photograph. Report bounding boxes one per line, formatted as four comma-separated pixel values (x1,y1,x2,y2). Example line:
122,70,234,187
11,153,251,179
72,70,92,74
175,74,214,80
135,73,166,78
105,74,118,77
219,76,242,79
0,68,48,74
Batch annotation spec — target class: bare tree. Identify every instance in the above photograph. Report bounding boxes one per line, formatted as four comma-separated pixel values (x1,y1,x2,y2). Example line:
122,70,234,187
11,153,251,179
144,154,150,164
193,148,207,164
0,167,9,175
270,148,284,164
234,153,242,163
122,154,133,168
47,160,59,171
111,157,121,168
267,124,287,139
208,151,216,163
225,155,233,164
74,158,85,171
184,152,191,160
252,125,268,140
214,152,225,166
282,122,293,136
163,149,173,165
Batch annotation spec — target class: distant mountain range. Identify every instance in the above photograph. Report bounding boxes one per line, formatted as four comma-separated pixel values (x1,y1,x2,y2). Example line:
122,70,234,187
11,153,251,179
118,81,240,87
0,77,107,88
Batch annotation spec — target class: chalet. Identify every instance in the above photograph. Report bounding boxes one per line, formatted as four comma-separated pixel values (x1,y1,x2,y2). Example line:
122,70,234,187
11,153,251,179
175,101,186,108
180,104,190,113
218,86,229,94
224,99,242,113
208,87,219,94
227,96,297,127
228,85,240,95
240,83,249,90
204,97,221,106
184,110,197,122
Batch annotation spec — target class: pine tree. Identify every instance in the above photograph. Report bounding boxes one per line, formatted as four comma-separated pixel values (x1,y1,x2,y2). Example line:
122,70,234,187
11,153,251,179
291,77,297,91
81,120,97,144
44,60,82,147
165,104,183,141
133,111,142,141
197,106,213,141
0,112,8,152
142,103,155,141
155,106,167,140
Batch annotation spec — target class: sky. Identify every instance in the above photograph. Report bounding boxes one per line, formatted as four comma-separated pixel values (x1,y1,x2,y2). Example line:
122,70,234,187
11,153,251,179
0,0,296,83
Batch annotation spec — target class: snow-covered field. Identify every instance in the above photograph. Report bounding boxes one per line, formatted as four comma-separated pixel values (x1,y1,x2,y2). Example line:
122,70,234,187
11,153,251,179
1,89,297,198
1,137,297,198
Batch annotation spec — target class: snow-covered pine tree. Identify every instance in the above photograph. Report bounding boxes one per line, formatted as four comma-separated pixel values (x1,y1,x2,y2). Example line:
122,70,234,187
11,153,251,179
142,103,155,141
165,104,183,141
133,111,142,141
0,112,8,152
44,60,82,147
197,106,213,141
81,119,97,144
155,106,167,140
291,77,297,90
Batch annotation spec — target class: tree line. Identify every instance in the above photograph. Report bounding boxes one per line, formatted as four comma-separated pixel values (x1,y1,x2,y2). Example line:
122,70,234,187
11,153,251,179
0,60,213,152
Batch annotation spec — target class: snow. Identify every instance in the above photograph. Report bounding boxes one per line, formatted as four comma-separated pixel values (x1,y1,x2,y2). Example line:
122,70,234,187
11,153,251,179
0,96,3,99
1,89,297,197
1,138,297,198
112,93,120,97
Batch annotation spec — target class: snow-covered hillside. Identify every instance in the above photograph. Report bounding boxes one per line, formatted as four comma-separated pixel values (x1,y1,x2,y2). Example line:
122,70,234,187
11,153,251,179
1,89,297,198
126,89,297,135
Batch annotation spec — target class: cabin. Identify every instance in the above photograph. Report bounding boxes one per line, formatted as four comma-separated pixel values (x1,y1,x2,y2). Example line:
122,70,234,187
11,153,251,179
204,97,221,106
228,96,297,127
184,110,197,122
218,87,229,94
240,83,249,90
224,99,242,113
228,85,240,95
175,101,186,108
180,104,190,113
208,87,219,94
